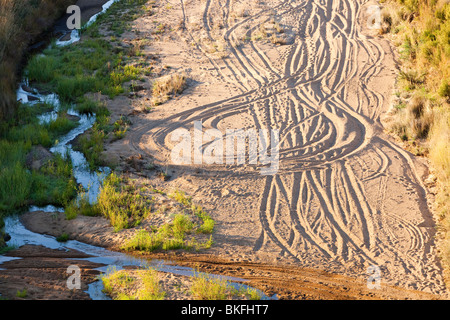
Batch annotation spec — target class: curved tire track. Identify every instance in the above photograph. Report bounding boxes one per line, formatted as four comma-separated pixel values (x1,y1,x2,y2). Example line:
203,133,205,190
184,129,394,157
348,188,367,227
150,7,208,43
127,0,447,294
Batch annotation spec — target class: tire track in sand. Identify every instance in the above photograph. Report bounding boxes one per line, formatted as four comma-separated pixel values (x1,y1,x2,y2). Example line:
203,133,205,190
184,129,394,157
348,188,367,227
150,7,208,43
127,0,447,294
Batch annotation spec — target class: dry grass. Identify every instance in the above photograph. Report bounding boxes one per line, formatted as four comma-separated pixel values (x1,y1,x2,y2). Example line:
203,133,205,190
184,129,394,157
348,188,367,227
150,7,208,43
382,0,450,284
389,94,435,141
430,109,450,183
152,73,187,105
428,108,450,286
381,0,450,97
407,96,434,139
429,109,450,263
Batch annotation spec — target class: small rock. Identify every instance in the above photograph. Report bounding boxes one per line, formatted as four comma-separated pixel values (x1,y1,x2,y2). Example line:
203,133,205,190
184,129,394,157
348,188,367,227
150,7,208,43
131,85,146,92
25,145,54,171
65,114,81,122
3,233,11,242
27,95,40,102
424,174,437,185
21,85,35,94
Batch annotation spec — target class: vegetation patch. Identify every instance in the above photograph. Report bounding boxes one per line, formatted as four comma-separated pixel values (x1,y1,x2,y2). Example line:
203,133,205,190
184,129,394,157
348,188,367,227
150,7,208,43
168,190,216,235
101,268,263,300
63,174,214,255
96,173,153,231
20,0,155,172
26,38,148,102
102,268,166,300
65,173,153,231
381,0,450,279
0,104,78,220
84,0,150,38
64,189,100,220
121,213,213,252
15,289,27,299
100,186,216,253
112,115,132,141
0,0,154,233
190,272,262,300
56,232,69,242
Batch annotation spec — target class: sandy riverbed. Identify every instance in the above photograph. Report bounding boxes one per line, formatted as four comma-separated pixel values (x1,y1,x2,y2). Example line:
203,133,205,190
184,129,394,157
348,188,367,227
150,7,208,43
2,0,448,300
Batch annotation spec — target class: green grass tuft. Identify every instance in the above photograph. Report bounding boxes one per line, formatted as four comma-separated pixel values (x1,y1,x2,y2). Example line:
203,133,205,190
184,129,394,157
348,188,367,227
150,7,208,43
96,173,153,231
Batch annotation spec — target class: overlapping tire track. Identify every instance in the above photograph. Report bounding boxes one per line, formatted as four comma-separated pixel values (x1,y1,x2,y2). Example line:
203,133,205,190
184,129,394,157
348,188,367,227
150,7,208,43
128,0,447,294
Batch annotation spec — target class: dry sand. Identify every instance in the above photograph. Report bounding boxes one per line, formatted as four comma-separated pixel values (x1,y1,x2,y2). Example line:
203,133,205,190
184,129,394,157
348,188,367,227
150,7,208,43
115,0,447,296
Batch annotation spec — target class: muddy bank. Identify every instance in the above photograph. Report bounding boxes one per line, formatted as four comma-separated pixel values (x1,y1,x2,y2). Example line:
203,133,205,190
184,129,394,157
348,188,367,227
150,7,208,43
20,211,130,251
2,214,269,301
0,245,103,300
